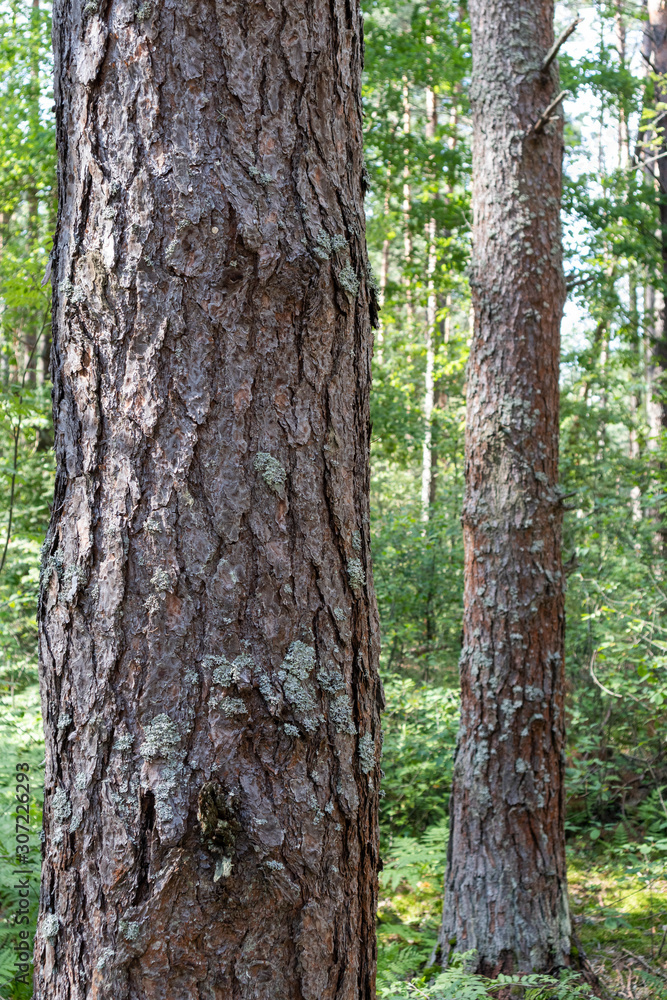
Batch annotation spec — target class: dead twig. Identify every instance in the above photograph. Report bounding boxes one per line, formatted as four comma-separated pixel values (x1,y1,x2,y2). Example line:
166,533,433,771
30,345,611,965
622,947,667,982
541,18,581,74
530,90,569,135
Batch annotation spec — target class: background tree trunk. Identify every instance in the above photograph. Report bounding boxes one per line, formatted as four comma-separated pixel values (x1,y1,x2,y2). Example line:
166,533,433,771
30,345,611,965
440,0,570,975
36,1,381,997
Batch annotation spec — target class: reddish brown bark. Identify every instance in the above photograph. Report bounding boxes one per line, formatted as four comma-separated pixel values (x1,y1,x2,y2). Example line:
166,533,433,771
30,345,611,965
36,1,381,997
439,0,570,975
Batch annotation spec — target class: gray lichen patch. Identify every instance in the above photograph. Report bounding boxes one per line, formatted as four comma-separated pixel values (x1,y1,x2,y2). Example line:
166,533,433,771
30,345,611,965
258,673,281,714
313,229,332,259
284,723,300,737
139,714,186,825
331,234,348,252
329,694,357,735
119,919,140,942
144,593,161,615
52,788,72,824
264,859,285,871
140,714,182,762
317,663,345,694
278,641,321,732
347,558,366,592
253,452,286,497
42,913,59,943
150,567,172,592
113,733,134,754
57,711,73,731
217,696,248,717
338,263,360,298
358,733,376,774
205,654,232,687
280,640,315,681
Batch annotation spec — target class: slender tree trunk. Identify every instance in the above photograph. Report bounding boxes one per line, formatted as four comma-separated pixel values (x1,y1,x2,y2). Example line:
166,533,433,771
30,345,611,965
37,2,381,998
377,170,392,367
616,0,629,168
440,0,570,975
421,222,436,521
421,77,438,522
402,78,414,332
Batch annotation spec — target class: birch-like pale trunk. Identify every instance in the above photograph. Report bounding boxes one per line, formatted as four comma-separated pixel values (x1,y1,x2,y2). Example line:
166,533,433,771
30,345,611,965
440,0,570,974
421,79,438,522
402,78,414,332
36,1,382,997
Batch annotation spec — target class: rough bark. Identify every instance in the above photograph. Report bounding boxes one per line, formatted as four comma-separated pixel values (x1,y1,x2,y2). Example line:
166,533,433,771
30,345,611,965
645,3,667,437
36,1,381,998
440,0,570,975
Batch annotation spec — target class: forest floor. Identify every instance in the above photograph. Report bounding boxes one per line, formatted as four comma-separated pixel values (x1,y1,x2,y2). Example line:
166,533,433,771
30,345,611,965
377,855,667,999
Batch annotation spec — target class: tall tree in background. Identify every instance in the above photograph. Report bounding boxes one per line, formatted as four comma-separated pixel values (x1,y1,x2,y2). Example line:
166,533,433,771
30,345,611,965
36,0,382,996
440,0,570,974
643,1,667,447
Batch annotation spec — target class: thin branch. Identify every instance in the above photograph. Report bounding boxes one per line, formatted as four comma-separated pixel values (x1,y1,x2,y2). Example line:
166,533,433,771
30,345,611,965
622,949,667,982
0,327,45,578
566,274,596,291
0,422,21,576
541,18,581,74
640,50,658,74
530,90,569,135
589,651,622,700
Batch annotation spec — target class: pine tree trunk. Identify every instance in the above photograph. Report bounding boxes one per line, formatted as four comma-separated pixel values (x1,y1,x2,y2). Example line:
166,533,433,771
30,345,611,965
36,2,381,997
646,3,667,435
440,0,570,974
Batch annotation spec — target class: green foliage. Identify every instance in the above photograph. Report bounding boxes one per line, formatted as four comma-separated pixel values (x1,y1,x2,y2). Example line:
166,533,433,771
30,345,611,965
0,0,56,696
0,686,43,999
381,676,459,838
379,955,598,1000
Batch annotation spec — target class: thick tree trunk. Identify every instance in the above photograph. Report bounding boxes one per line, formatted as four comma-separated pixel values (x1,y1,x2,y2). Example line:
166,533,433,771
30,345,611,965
440,0,570,975
36,2,381,998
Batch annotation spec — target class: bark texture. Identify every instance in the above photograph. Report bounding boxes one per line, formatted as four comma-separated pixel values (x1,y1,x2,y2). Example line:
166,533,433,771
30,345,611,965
36,1,382,997
646,2,667,436
440,0,569,975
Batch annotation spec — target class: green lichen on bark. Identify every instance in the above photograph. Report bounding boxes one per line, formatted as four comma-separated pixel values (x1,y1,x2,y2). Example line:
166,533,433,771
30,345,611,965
253,452,287,496
338,263,360,298
358,733,376,774
347,558,366,592
278,641,320,731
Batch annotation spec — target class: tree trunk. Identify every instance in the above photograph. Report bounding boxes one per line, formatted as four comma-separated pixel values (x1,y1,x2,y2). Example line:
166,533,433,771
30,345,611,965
421,72,438,523
36,2,381,998
402,78,414,332
440,0,570,975
644,2,667,551
647,3,667,433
